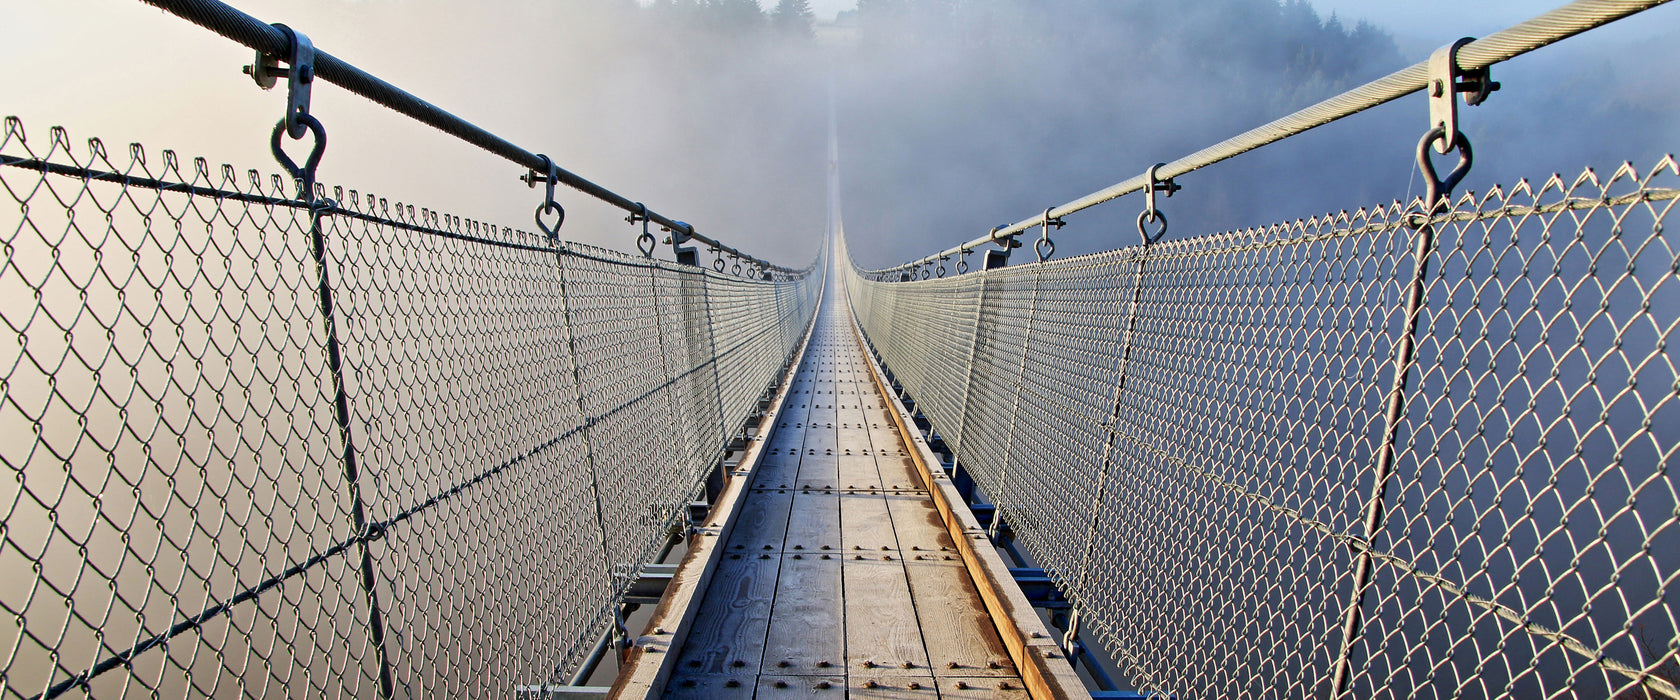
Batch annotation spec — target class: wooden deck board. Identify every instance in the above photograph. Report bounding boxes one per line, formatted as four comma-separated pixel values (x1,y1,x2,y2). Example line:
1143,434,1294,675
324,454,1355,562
885,494,958,552
783,491,841,552
937,676,1034,698
904,559,1018,677
839,494,900,553
794,454,839,491
762,554,844,674
848,676,939,698
729,490,794,552
661,674,755,699
836,455,884,490
842,557,930,676
670,553,779,676
755,675,846,698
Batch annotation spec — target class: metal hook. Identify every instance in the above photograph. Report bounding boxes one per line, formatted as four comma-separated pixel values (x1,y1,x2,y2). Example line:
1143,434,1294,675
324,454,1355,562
1416,126,1474,218
957,248,971,274
1138,163,1177,244
629,202,656,257
270,114,326,202
528,155,564,240
1428,38,1499,155
1037,207,1065,263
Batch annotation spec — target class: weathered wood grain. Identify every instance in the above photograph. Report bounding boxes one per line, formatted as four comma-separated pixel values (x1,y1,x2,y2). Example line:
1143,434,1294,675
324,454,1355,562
729,490,794,552
936,676,1034,698
884,494,956,552
842,556,930,676
904,559,1017,677
836,455,884,490
669,552,779,676
763,554,844,674
660,674,756,699
783,491,841,552
840,494,899,552
794,454,839,491
847,675,939,699
754,675,846,698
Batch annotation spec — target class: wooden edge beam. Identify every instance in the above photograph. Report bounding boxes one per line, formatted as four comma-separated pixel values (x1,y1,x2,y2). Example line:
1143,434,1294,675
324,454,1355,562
608,292,824,699
842,290,1091,700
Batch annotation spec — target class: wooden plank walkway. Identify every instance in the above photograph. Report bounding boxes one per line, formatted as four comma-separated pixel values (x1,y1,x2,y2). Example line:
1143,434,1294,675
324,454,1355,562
662,279,1026,699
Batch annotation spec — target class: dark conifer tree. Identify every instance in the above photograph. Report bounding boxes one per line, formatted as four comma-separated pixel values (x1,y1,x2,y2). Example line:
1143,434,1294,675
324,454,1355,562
772,0,815,38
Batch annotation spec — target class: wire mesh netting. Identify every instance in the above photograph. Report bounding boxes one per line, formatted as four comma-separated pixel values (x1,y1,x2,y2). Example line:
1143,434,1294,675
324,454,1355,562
845,156,1679,699
0,116,820,699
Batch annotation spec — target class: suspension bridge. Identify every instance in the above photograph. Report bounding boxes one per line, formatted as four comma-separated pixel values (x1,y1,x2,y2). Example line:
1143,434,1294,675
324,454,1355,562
3,0,1677,698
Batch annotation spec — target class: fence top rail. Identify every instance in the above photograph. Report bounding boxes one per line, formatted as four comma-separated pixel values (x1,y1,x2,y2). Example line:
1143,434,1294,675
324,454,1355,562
138,0,806,275
867,0,1671,276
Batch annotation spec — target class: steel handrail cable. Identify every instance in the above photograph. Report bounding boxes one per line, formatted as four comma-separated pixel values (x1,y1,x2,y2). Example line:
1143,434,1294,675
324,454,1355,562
872,0,1671,275
138,0,806,275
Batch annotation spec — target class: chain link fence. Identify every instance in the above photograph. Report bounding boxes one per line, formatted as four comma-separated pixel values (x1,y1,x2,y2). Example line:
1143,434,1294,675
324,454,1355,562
0,116,819,699
845,156,1679,698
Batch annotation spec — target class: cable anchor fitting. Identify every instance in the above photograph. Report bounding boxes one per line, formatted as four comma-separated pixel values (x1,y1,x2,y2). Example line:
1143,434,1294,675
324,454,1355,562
1428,37,1499,155
245,24,316,140
989,224,1021,250
525,155,565,241
252,25,324,201
1037,207,1065,262
1137,163,1177,244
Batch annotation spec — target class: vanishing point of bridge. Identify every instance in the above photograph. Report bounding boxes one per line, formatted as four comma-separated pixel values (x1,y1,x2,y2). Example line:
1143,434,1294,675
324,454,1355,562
4,1,1678,699
618,257,1079,698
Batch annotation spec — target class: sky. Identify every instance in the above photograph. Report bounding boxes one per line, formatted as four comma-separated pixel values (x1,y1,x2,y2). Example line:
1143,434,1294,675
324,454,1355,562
793,0,1650,36
2,0,1675,268
790,0,1680,59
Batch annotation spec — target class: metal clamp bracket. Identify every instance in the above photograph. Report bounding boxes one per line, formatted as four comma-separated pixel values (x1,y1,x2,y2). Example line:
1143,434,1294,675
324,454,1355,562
989,224,1021,249
244,24,315,140
665,221,694,247
1428,37,1499,154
